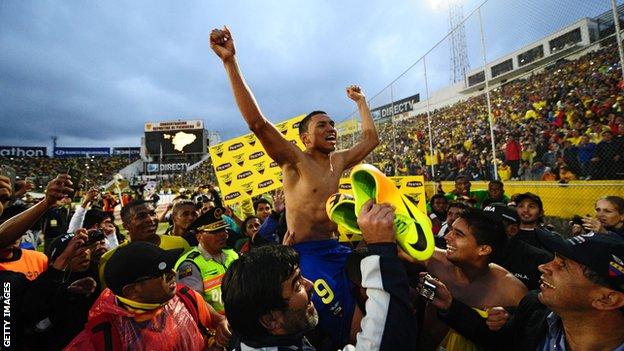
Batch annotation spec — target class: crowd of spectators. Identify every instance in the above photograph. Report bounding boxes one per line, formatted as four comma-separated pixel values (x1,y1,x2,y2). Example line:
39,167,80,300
340,43,624,182
0,155,140,190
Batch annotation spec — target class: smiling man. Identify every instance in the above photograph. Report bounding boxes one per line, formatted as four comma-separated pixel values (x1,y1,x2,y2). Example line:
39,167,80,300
410,207,527,350
430,232,624,351
211,27,379,346
98,200,190,290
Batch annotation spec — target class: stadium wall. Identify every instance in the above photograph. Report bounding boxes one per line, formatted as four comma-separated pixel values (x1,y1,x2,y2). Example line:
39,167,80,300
425,181,624,219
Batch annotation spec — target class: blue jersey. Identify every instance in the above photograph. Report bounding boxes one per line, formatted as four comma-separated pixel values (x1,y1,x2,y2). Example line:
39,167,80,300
292,239,355,346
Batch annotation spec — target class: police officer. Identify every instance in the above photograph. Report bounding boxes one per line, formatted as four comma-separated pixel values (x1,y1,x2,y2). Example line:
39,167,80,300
175,207,239,314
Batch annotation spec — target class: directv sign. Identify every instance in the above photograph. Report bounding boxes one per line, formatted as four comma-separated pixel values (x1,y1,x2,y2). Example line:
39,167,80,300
0,146,46,157
53,147,110,158
112,147,141,156
146,162,191,174
370,93,420,121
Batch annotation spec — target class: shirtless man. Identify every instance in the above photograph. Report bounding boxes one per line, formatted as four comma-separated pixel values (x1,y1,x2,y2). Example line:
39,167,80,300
210,27,379,346
413,207,527,350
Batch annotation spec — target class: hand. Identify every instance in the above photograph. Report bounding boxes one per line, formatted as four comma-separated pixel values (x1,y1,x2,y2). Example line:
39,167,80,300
346,85,365,102
82,187,99,207
419,272,453,311
582,216,605,233
213,317,232,348
52,229,88,270
0,175,12,202
357,200,395,244
272,189,285,213
13,180,34,200
44,174,74,207
485,307,509,331
67,277,97,296
210,26,235,62
282,230,295,246
569,222,585,236
224,206,233,217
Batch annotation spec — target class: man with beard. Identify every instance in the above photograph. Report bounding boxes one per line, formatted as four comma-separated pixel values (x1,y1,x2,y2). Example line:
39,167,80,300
175,207,239,314
211,27,379,346
98,200,190,289
222,201,416,350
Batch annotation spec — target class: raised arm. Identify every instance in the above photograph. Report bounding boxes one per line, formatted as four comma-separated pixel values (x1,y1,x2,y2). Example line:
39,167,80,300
0,175,73,248
210,27,300,166
335,86,380,170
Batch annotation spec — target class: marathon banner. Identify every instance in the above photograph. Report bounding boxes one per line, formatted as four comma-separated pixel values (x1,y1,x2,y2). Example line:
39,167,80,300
0,146,46,157
370,93,420,121
112,147,141,156
336,175,427,242
209,114,305,205
53,147,110,158
146,162,191,174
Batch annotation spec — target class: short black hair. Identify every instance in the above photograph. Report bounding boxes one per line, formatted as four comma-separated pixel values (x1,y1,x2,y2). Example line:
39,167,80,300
222,245,299,339
83,209,114,229
458,207,507,259
430,194,448,203
242,215,260,235
172,200,196,215
253,198,271,212
120,199,150,223
489,180,504,188
298,110,327,135
455,174,469,182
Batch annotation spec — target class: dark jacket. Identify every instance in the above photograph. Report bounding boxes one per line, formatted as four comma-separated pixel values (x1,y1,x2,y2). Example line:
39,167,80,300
437,291,550,351
494,237,554,290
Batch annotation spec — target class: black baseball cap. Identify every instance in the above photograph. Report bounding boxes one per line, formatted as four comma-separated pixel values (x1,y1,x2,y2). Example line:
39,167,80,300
104,242,183,295
45,232,75,262
482,203,519,224
513,192,543,210
537,231,624,292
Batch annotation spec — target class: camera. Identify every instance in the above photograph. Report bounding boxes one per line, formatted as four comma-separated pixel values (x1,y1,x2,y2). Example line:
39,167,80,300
85,229,106,246
571,215,584,226
419,274,437,302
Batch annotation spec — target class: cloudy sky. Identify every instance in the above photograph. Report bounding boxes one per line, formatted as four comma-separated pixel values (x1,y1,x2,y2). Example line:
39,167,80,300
0,0,613,148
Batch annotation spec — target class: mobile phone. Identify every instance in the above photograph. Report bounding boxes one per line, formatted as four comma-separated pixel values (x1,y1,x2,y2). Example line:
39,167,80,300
85,229,106,246
571,215,584,226
419,274,437,302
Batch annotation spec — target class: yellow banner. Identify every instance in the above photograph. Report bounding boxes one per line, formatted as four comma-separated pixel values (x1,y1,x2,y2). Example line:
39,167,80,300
335,119,360,135
336,175,427,242
209,115,305,205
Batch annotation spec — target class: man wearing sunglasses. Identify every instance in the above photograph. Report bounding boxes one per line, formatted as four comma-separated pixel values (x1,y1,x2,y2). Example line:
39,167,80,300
67,241,230,350
175,207,239,314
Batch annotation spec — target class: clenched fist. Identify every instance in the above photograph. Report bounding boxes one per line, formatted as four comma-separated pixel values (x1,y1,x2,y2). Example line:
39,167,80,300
346,85,366,103
210,26,236,62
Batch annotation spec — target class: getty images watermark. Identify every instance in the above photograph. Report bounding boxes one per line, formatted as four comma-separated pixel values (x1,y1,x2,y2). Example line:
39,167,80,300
2,282,10,348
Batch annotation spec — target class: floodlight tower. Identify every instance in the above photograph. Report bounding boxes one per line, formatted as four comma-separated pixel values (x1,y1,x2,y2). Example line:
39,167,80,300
448,1,470,83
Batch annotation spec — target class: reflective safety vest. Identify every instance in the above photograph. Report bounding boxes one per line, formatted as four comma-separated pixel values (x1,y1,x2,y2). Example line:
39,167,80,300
175,248,238,313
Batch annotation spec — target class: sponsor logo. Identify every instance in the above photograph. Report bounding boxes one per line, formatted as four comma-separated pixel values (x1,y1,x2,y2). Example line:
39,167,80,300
221,172,233,186
406,181,423,187
242,182,254,196
213,145,224,158
339,183,352,190
216,162,232,172
276,122,289,135
224,191,242,201
228,142,244,151
258,179,275,189
0,146,46,157
237,171,253,180
249,151,265,160
293,121,301,129
245,135,256,146
269,161,279,168
233,154,245,167
254,162,266,175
